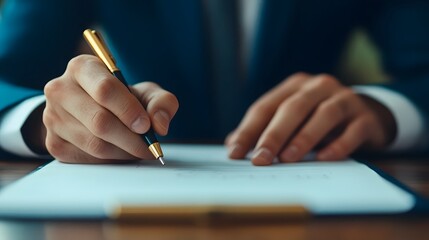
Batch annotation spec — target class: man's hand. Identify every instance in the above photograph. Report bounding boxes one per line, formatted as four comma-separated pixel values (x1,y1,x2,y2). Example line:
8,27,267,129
225,73,396,166
41,55,178,163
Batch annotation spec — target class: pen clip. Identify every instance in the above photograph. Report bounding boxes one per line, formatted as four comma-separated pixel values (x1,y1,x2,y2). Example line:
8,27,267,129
83,29,119,72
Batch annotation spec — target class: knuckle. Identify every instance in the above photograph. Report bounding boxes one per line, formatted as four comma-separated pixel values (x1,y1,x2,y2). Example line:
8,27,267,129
45,134,95,163
90,109,113,137
337,88,358,107
66,56,82,71
248,101,274,117
67,55,89,72
42,107,56,128
45,136,66,159
338,88,355,99
93,76,116,104
318,101,344,121
44,79,63,99
115,98,140,124
67,55,98,70
314,74,339,88
278,97,306,115
292,71,310,78
86,136,109,159
288,72,310,82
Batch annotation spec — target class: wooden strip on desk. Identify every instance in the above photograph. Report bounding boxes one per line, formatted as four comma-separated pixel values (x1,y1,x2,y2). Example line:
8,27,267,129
112,205,309,222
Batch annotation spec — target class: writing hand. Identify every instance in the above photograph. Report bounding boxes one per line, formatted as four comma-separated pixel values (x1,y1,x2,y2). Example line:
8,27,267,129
225,73,396,165
42,55,178,163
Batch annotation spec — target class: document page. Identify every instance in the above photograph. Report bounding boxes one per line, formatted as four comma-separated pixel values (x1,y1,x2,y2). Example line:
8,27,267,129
0,144,415,218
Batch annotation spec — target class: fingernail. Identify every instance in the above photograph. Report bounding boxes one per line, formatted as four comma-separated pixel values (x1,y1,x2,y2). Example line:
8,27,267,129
281,145,298,162
131,116,150,134
228,144,242,159
154,111,170,133
318,149,334,161
252,147,273,165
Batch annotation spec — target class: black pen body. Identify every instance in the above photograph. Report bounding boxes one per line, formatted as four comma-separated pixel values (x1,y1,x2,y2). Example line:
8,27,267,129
112,70,159,147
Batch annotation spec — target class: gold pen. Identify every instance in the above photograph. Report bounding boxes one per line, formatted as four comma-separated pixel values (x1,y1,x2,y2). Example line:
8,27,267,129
83,29,165,165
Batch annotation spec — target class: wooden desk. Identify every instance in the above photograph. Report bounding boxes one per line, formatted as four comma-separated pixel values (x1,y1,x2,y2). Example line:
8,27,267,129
0,157,428,240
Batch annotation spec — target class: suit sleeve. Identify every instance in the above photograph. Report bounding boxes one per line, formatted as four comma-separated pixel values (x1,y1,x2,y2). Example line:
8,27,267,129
0,0,94,157
365,0,429,152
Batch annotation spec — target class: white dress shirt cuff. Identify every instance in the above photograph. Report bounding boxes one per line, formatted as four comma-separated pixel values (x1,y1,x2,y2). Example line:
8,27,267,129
353,86,427,152
0,95,49,158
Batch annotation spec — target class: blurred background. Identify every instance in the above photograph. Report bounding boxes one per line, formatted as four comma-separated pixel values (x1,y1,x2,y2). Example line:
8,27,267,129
0,0,387,86
337,28,388,86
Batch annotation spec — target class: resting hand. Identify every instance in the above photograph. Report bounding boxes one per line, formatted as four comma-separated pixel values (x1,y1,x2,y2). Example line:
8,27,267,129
226,73,396,165
42,55,178,163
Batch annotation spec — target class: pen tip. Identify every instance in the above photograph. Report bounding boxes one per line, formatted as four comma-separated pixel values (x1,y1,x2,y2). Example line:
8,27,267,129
158,157,165,165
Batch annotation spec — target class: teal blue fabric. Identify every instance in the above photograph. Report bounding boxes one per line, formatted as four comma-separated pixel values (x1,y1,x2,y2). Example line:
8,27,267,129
0,0,429,157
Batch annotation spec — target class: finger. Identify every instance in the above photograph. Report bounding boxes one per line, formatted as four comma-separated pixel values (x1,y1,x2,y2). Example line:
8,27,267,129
68,55,151,134
257,72,312,107
51,106,143,161
251,75,341,166
317,116,370,161
45,132,125,164
224,130,250,161
279,89,358,162
133,82,179,136
56,81,151,159
226,73,309,159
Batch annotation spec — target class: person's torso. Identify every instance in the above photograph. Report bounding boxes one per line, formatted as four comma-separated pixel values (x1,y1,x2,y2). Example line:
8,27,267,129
96,0,373,140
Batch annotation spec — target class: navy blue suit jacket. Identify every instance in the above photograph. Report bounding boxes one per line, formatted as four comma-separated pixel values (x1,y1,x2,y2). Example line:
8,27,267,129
0,0,429,156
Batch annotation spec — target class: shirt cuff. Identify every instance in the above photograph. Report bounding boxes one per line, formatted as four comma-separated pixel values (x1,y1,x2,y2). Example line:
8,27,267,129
0,95,49,158
353,85,427,152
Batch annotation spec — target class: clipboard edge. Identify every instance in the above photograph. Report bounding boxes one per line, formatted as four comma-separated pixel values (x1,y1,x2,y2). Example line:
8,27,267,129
358,159,429,215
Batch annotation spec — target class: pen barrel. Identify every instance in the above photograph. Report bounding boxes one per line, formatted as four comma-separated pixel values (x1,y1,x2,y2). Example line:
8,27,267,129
112,70,159,146
112,71,128,87
142,128,158,146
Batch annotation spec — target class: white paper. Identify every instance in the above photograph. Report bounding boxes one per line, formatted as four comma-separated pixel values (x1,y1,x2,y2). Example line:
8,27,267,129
0,144,415,218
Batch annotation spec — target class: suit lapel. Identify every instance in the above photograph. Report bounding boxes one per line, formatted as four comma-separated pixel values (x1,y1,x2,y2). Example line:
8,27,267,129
155,0,216,137
249,0,296,88
158,0,209,86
